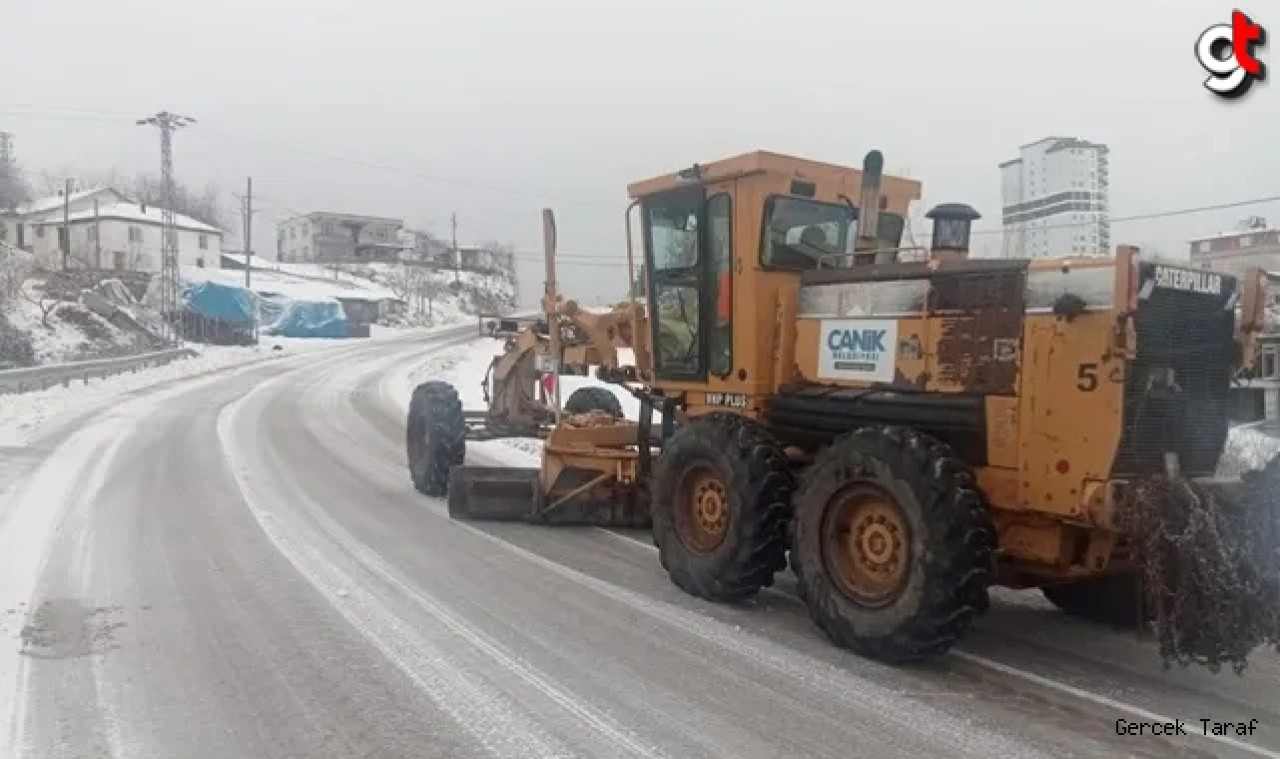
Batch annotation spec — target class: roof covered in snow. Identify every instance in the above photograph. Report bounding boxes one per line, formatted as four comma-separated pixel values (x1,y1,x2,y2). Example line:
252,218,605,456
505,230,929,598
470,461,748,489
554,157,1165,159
30,201,223,235
9,187,126,217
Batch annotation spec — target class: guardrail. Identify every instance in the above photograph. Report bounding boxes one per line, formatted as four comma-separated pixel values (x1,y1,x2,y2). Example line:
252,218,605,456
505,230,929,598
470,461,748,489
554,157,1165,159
0,347,198,395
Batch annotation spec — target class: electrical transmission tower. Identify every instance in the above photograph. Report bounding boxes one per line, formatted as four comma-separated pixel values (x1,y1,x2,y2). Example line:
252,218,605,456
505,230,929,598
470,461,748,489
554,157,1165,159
137,111,196,345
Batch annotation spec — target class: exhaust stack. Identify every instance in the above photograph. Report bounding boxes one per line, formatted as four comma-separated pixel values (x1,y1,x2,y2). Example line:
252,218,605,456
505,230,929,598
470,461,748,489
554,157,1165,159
852,150,884,264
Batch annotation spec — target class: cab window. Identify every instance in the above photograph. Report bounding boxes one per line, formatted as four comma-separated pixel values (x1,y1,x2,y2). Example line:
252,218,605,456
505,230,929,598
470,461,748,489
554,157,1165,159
760,196,906,269
761,197,853,270
643,189,704,379
707,193,732,376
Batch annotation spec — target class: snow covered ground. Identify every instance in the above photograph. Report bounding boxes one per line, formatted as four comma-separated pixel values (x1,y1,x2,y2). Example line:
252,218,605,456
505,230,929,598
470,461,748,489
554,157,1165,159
1219,422,1280,477
0,331,430,448
2,280,150,365
183,263,398,302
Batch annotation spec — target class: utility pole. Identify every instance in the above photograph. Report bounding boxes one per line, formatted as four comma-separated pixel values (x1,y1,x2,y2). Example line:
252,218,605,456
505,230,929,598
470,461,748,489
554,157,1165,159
93,199,101,268
236,177,254,288
232,176,258,342
137,111,196,346
451,212,460,284
62,178,71,270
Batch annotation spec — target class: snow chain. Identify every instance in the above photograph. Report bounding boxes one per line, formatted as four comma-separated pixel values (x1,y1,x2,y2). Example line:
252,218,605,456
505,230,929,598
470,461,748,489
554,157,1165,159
1122,468,1280,674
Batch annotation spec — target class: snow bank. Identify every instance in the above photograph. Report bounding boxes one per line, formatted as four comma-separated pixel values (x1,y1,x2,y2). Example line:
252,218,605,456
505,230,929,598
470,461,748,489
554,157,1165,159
182,265,398,302
0,337,353,448
1220,423,1280,478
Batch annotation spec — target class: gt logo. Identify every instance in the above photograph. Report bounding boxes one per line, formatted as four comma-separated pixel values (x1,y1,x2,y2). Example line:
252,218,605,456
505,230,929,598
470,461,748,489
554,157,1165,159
1196,10,1267,98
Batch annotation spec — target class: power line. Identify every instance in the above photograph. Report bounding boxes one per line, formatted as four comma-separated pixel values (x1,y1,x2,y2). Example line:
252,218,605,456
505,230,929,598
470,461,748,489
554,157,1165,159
968,194,1280,236
0,105,616,204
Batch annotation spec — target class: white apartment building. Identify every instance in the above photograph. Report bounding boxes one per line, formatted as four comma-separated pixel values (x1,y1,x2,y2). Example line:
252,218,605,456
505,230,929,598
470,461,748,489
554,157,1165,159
1000,137,1111,259
0,187,222,271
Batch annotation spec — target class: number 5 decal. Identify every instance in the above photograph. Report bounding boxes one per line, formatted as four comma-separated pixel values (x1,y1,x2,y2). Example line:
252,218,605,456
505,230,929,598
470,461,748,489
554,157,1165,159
1076,363,1099,392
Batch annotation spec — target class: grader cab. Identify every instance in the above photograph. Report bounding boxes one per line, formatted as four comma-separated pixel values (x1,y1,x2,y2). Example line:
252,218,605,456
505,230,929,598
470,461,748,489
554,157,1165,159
408,149,1280,672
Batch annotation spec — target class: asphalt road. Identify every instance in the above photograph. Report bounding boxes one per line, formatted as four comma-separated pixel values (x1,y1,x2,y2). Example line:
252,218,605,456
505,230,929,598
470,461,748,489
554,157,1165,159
3,330,1279,759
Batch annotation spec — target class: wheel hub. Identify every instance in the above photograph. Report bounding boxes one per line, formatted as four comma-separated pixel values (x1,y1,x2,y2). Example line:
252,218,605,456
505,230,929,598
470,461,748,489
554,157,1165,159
824,488,910,607
675,466,730,554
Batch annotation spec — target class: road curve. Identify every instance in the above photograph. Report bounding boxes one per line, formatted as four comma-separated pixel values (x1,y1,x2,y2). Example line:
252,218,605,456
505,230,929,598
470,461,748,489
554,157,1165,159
2,332,1278,759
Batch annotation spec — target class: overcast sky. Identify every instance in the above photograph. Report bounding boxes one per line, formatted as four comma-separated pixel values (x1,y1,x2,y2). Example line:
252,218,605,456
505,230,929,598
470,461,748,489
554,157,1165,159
2,0,1275,305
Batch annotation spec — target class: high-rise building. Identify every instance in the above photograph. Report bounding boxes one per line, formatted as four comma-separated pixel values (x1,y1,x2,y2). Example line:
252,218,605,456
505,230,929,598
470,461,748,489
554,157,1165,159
999,137,1110,258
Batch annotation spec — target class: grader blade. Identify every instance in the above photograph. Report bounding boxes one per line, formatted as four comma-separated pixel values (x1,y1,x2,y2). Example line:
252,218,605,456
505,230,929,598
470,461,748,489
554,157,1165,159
446,466,539,521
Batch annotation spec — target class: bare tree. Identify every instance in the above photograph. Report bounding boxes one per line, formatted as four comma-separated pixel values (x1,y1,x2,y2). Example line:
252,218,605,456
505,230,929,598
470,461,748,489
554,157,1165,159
0,156,31,211
0,246,34,304
20,283,60,328
30,168,227,231
130,173,226,230
383,265,414,302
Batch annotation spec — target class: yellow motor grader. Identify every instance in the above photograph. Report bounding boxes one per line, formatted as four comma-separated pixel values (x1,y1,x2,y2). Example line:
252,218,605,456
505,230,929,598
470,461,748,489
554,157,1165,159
407,149,1280,671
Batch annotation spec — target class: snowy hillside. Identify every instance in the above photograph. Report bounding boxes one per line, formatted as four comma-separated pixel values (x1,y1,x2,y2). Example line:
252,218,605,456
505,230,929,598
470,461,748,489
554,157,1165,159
0,279,153,367
0,247,518,369
209,254,517,328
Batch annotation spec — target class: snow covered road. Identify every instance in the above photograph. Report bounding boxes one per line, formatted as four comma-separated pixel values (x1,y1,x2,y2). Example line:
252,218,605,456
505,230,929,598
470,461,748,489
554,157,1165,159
2,332,1279,758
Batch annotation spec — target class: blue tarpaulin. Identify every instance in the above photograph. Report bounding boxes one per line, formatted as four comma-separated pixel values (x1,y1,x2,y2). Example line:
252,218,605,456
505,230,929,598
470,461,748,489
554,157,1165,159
265,298,349,338
183,281,256,325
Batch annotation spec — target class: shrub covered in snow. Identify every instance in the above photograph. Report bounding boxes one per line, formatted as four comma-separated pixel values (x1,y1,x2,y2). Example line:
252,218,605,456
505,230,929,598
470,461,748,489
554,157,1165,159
0,246,35,305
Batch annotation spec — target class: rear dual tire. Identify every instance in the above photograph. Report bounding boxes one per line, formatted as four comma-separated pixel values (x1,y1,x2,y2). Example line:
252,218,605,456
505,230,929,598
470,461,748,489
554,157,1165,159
407,381,466,497
790,426,997,663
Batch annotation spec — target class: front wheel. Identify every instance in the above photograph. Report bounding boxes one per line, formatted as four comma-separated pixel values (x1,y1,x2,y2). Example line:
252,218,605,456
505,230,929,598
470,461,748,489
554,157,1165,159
651,413,794,602
791,426,996,663
407,381,466,496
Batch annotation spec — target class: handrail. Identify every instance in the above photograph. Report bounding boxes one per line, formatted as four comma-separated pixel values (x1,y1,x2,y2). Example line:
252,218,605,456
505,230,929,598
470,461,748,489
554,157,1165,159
814,245,931,269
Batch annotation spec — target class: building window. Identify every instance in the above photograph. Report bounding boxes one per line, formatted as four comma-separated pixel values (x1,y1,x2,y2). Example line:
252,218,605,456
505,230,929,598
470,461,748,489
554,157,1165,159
290,227,296,240
86,226,96,241
1241,235,1253,248
1197,241,1211,253
35,226,45,239
113,250,126,270
302,244,311,258
198,234,208,250
128,226,142,243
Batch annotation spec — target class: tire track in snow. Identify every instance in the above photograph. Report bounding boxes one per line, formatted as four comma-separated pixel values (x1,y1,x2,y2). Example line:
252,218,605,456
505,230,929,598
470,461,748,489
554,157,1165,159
0,419,128,758
302,336,1280,758
281,339,667,758
310,364,1048,759
219,342,664,759
421,499,1049,759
